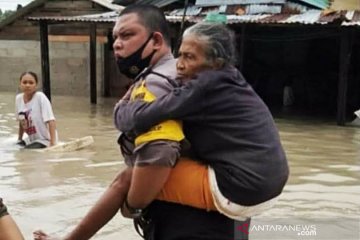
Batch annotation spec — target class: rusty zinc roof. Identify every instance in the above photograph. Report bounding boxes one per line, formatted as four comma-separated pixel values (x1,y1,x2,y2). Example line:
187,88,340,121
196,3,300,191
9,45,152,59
27,9,360,26
167,5,360,26
194,0,330,9
28,11,120,23
0,0,122,30
112,0,180,7
343,11,360,26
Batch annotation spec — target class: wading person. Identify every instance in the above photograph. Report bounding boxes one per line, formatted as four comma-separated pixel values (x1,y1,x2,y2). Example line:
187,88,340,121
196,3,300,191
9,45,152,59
16,71,57,149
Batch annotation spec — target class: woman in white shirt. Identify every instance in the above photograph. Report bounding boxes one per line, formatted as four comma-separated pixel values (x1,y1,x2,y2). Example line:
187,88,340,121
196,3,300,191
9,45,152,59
15,71,57,149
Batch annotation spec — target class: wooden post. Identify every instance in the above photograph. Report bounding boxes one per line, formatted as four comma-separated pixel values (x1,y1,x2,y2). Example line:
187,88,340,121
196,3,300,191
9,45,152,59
238,25,246,72
39,21,51,101
89,23,97,104
103,32,111,97
337,28,353,126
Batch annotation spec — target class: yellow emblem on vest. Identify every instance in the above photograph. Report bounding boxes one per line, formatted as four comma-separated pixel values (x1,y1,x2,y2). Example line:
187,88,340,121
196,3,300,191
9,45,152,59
130,80,184,146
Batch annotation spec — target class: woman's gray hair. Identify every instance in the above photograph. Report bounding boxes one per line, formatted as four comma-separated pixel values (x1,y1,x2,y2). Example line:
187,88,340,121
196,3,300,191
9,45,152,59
183,22,236,67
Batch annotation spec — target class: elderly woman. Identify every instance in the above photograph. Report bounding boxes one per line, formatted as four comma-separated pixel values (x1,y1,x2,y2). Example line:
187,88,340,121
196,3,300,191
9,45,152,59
0,198,24,240
115,22,289,220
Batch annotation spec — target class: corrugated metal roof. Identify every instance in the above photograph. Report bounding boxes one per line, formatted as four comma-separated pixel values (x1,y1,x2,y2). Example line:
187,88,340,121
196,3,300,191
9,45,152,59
168,3,311,16
0,0,121,30
280,9,323,24
242,10,347,24
195,0,330,9
246,4,282,14
284,2,310,13
168,9,360,25
297,0,329,9
27,9,360,26
343,10,360,26
169,6,203,16
28,11,120,23
112,0,179,7
195,0,286,6
91,0,124,11
137,0,179,7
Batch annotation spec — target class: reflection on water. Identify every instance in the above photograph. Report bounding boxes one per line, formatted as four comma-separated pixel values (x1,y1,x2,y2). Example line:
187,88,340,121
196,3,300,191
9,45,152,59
1,92,360,239
264,118,360,220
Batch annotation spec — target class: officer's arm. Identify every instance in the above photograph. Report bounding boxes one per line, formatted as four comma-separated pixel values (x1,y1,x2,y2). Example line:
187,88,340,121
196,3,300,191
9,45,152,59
122,141,180,217
114,79,206,133
126,165,171,210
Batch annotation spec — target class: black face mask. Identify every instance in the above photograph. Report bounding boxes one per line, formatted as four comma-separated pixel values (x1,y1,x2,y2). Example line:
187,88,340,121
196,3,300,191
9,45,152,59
116,33,156,79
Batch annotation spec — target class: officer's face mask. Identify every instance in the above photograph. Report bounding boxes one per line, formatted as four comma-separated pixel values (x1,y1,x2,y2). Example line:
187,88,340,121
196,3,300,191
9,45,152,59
116,32,156,79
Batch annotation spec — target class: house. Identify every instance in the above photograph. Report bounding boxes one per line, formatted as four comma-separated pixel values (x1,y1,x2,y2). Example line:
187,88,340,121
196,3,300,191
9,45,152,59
0,0,125,103
164,0,360,125
1,0,359,125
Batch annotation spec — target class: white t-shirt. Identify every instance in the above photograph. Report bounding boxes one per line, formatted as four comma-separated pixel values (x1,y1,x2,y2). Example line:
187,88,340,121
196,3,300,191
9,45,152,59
15,91,58,146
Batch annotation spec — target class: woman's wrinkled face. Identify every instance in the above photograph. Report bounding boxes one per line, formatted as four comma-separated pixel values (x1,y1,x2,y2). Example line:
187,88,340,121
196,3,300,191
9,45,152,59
176,35,212,81
20,74,37,95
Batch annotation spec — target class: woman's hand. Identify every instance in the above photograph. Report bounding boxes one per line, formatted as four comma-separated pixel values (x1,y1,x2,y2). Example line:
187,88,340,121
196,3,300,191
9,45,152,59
33,230,61,240
16,139,26,146
47,120,57,147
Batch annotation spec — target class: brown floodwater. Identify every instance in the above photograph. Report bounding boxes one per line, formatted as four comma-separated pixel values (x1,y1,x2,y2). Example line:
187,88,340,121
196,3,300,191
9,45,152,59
0,91,359,239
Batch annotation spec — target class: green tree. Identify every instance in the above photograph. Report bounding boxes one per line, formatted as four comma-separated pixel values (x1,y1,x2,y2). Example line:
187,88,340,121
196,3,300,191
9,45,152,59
0,9,15,22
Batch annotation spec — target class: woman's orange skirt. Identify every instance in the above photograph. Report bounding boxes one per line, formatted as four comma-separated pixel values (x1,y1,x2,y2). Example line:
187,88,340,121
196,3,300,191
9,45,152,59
157,158,216,211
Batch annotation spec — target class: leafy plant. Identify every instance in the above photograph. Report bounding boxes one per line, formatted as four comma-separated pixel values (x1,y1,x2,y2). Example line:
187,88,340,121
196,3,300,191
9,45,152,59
0,9,15,22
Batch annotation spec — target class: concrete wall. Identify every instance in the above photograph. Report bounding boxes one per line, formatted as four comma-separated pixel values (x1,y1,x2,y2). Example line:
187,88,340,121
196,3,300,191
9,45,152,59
0,40,104,96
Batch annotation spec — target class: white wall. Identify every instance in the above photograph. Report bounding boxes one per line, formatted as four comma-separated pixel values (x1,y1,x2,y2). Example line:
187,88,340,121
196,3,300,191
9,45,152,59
0,40,104,96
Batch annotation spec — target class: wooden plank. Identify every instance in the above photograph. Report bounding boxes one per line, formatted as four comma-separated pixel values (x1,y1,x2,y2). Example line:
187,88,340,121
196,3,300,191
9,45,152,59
37,9,105,15
103,32,111,97
36,136,94,152
337,28,353,126
0,34,39,40
44,1,95,10
0,27,107,39
11,20,36,27
90,23,97,104
48,25,109,36
39,21,51,102
0,27,39,35
48,35,107,43
238,25,246,72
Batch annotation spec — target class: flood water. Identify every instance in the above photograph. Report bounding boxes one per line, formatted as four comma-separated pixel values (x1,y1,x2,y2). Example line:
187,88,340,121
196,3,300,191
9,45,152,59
1,91,359,239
